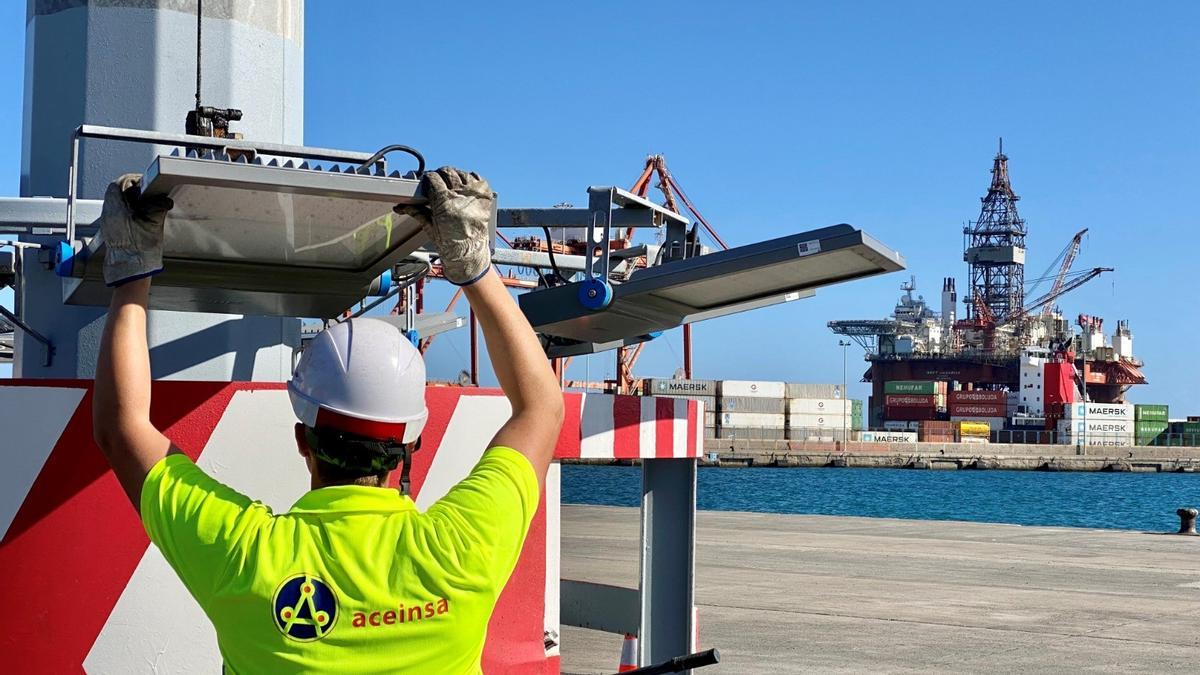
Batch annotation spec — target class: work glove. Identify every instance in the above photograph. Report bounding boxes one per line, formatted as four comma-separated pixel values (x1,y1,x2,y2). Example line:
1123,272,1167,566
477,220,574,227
396,166,493,286
96,173,174,286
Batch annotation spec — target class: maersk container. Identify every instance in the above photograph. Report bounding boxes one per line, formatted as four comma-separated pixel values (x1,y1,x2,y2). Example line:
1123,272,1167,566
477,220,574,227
719,396,786,414
884,380,938,395
652,393,716,409
1064,402,1134,421
645,378,718,397
787,398,853,415
719,412,786,428
785,383,843,399
721,380,786,399
1134,404,1169,422
856,431,917,443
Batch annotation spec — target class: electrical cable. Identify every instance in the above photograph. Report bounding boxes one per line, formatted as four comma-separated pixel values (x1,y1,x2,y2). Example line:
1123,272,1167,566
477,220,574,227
541,226,568,285
195,0,202,110
359,144,426,176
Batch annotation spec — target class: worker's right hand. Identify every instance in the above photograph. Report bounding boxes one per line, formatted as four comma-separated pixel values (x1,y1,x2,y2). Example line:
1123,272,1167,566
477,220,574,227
97,173,174,287
397,166,494,285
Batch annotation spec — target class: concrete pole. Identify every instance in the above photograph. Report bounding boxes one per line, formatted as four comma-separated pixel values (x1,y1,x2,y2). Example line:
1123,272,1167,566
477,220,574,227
17,0,304,380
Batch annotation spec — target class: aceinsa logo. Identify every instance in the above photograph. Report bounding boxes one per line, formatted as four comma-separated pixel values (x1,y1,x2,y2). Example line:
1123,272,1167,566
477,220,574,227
351,597,451,629
273,574,338,642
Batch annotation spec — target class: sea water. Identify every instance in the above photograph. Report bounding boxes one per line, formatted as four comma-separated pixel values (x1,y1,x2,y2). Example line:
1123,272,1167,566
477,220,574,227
562,465,1200,532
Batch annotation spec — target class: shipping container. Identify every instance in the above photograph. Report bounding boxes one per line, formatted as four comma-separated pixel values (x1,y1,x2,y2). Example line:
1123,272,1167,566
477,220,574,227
1135,420,1168,435
719,412,786,428
788,413,848,429
955,421,991,437
884,394,936,408
785,383,843,399
720,380,786,399
883,421,909,431
856,431,917,443
1060,433,1135,448
948,403,1007,417
885,406,938,421
713,426,787,441
718,396,786,414
884,380,938,395
1134,404,1169,422
644,378,718,397
950,415,1007,431
1060,419,1133,435
1064,402,1134,421
948,390,1007,404
851,399,864,431
704,411,717,428
787,398,853,415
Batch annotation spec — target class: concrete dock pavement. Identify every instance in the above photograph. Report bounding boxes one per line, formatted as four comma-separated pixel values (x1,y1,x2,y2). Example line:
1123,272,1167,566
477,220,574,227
560,505,1200,674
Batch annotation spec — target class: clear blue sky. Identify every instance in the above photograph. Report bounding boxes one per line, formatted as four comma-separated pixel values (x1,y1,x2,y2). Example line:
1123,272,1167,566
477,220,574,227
2,2,1198,411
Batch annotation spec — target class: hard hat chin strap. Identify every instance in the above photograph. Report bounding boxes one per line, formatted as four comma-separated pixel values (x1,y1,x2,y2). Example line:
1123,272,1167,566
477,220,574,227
304,426,417,484
398,437,421,496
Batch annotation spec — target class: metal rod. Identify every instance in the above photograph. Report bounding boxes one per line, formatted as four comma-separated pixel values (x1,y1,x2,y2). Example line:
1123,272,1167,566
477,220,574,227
683,324,692,379
469,309,479,386
0,304,53,366
76,124,381,163
66,133,81,242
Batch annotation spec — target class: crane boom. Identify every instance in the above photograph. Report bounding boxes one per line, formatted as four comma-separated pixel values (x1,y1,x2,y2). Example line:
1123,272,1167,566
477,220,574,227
1041,228,1088,317
1022,266,1112,319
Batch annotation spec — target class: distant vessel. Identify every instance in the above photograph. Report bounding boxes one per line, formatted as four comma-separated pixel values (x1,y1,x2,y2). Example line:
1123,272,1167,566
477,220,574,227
829,143,1146,430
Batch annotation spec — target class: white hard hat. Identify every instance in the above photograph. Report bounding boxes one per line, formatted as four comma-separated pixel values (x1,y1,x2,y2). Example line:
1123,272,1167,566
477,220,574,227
288,318,428,444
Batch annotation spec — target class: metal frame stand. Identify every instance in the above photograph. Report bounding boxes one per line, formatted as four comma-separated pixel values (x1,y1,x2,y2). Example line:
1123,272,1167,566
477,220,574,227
639,458,698,668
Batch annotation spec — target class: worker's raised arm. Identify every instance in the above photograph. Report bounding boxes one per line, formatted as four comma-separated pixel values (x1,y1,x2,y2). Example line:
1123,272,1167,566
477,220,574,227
92,175,176,507
466,271,564,485
405,167,564,487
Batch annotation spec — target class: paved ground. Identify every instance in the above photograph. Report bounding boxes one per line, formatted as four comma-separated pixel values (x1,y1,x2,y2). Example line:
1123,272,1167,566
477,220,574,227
560,505,1200,674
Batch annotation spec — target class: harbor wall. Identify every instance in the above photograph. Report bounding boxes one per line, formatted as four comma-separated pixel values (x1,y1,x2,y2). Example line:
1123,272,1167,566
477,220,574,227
564,439,1200,472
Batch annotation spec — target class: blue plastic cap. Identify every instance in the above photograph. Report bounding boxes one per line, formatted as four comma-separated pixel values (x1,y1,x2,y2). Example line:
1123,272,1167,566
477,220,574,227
369,268,393,296
577,278,613,311
54,241,75,278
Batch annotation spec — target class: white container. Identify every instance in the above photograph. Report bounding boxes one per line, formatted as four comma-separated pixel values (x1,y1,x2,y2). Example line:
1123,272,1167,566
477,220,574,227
721,380,786,399
785,383,843,399
1060,433,1135,448
787,398,853,415
720,412,786,429
714,426,787,440
788,413,847,429
856,431,917,443
1059,419,1133,435
1064,402,1134,421
719,396,786,414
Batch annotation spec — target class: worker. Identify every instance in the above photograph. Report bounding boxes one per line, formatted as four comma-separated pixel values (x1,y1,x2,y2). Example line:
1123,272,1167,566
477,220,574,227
91,167,565,673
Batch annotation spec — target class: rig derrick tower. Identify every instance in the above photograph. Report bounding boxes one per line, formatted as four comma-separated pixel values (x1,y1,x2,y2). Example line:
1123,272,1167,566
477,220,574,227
964,139,1027,333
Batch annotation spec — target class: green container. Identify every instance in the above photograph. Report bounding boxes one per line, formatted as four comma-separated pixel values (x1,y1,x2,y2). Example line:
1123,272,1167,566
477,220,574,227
1171,422,1200,434
1135,420,1168,435
1134,404,1169,422
1136,434,1160,447
851,399,864,430
884,381,937,395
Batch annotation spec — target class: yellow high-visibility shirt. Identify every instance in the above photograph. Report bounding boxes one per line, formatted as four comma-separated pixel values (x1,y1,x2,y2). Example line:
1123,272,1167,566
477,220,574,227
140,446,539,674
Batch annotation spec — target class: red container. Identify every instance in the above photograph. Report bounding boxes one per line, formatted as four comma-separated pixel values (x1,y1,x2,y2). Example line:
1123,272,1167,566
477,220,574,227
948,403,1006,417
948,390,1006,404
885,394,936,408
885,406,937,421
919,420,953,432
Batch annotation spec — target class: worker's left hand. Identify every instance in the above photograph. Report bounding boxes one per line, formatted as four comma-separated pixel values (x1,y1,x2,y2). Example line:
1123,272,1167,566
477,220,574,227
396,166,494,285
97,173,174,287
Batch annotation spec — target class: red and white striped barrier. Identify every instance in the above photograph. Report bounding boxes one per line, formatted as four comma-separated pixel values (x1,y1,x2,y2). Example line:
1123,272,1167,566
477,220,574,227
0,381,700,673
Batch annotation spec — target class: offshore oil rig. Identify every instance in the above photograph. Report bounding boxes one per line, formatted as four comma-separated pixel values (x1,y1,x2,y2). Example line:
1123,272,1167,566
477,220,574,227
830,141,1145,430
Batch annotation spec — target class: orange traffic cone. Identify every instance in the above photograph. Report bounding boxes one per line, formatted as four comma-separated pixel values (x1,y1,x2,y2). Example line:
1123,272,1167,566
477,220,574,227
618,633,638,672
